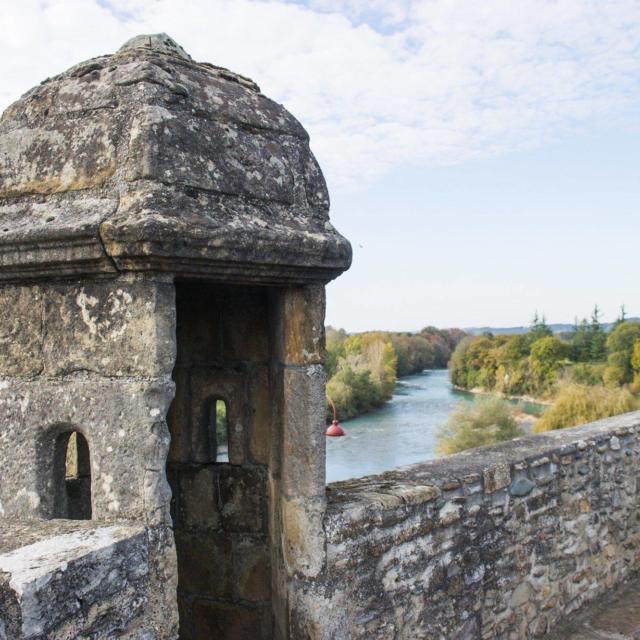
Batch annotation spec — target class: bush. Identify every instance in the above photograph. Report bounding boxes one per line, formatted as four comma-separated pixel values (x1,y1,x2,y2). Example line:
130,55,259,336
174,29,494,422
564,362,605,386
534,383,639,433
436,397,524,455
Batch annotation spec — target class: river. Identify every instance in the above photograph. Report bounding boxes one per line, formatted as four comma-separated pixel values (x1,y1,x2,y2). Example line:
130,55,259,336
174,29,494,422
326,369,543,483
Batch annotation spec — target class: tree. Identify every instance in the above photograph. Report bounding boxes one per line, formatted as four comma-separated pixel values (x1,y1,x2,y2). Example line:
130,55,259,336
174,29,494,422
571,318,591,362
614,304,627,327
325,326,347,378
437,397,524,455
588,305,607,362
327,331,398,419
449,336,474,388
530,312,552,342
391,334,435,376
529,336,570,394
604,321,640,386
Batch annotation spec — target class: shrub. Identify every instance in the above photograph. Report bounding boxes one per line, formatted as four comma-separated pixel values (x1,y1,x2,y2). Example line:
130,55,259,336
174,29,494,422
436,396,524,455
565,363,606,386
534,383,639,433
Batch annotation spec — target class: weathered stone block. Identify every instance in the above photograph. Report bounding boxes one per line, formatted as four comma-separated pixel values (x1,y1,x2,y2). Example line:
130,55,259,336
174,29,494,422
176,466,221,531
0,520,177,640
42,275,175,378
484,463,511,493
188,365,247,465
248,365,272,465
192,600,271,640
234,537,271,603
219,465,266,533
0,285,44,377
510,477,535,497
275,286,326,365
174,530,232,598
126,107,295,204
281,365,326,499
220,287,270,363
282,496,326,578
0,117,118,198
0,377,174,523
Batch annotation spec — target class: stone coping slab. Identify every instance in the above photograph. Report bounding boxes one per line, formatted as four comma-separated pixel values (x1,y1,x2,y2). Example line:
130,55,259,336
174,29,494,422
0,519,152,639
326,410,640,514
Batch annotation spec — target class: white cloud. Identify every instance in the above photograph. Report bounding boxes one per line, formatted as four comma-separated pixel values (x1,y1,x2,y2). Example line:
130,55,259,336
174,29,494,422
1,0,638,189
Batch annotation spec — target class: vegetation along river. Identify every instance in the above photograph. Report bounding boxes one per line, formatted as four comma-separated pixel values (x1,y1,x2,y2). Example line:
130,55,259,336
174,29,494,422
326,369,544,483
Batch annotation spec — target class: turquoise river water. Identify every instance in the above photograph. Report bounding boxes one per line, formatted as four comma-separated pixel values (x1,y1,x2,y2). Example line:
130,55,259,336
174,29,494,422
326,369,544,483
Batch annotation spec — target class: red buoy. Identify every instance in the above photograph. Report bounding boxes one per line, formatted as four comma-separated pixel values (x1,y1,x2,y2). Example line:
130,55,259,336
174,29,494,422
326,419,346,437
326,396,346,437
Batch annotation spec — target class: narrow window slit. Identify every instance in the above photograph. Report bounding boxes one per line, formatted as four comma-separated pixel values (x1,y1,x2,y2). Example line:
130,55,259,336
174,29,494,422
54,431,92,520
212,399,229,463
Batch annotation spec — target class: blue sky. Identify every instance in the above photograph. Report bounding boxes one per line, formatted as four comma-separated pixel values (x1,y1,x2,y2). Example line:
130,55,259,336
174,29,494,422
1,0,639,330
328,126,640,330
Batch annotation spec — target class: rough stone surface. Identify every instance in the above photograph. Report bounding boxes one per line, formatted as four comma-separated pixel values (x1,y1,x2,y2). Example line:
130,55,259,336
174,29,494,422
0,272,179,638
0,33,351,284
0,520,176,639
0,376,174,522
291,411,640,639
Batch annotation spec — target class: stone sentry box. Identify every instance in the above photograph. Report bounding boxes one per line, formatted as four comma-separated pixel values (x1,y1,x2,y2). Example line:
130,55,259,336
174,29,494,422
0,34,350,640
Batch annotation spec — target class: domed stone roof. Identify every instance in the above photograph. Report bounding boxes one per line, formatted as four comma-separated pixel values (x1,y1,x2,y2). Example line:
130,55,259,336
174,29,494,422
0,34,351,284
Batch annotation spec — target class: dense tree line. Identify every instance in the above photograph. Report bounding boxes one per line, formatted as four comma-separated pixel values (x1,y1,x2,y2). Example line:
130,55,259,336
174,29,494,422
450,309,640,399
443,310,640,451
326,326,465,420
391,326,466,376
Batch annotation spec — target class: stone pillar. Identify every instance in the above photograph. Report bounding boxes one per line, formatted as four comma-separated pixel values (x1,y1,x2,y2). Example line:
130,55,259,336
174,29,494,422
269,285,328,639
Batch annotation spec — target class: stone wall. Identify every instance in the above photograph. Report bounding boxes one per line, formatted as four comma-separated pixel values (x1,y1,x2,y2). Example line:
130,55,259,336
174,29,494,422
296,411,640,639
0,274,179,639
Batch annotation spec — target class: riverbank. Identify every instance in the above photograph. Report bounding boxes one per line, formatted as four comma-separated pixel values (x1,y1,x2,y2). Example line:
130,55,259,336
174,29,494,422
453,385,552,406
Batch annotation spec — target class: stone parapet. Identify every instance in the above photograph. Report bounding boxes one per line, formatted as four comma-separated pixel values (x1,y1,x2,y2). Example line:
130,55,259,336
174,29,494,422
297,411,640,639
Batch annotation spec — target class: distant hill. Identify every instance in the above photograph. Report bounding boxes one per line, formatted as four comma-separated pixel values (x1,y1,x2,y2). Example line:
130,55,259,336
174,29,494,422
464,319,640,336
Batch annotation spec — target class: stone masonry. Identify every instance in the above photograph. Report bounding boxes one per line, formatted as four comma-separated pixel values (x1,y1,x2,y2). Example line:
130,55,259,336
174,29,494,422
294,412,640,639
0,33,350,639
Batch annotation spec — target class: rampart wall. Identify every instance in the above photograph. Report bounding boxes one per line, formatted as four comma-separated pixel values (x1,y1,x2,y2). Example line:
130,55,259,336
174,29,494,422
296,412,640,640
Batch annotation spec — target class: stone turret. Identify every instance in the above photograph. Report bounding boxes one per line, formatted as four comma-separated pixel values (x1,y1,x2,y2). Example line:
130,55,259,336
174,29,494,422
0,32,350,283
0,34,350,640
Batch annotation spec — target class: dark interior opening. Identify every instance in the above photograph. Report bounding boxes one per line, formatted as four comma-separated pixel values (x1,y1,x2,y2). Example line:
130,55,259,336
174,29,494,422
167,281,273,640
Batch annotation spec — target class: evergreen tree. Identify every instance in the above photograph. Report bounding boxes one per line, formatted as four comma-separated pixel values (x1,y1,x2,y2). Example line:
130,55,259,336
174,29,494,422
613,304,627,328
572,318,591,362
530,311,552,341
589,305,607,362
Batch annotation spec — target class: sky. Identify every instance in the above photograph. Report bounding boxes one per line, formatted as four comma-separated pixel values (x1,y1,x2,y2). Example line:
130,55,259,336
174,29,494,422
1,0,639,331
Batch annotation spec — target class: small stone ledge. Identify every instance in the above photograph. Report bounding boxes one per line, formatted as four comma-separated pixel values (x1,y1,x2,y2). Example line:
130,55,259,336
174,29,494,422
0,518,173,639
